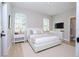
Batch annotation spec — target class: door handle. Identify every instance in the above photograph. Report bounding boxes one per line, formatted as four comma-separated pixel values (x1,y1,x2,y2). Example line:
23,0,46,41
1,33,5,37
77,37,79,43
1,31,5,37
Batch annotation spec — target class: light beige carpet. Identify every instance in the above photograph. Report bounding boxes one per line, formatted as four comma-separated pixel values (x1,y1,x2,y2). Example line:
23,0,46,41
22,42,75,57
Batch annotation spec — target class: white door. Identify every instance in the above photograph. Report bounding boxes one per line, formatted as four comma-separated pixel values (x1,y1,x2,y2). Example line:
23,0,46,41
2,3,8,56
0,5,1,56
0,3,9,56
0,2,9,56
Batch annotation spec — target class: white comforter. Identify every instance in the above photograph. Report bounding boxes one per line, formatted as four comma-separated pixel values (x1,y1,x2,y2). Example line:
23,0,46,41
29,33,60,44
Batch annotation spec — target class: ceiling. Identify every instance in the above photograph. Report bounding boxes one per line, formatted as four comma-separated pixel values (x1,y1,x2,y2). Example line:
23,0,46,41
11,2,76,16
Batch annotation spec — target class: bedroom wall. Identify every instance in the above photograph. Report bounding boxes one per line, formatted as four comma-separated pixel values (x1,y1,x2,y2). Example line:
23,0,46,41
7,3,15,50
13,7,52,30
52,8,76,41
7,3,12,50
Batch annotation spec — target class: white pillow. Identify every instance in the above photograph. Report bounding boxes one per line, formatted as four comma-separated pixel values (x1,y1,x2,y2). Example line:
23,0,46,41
32,30,37,34
30,30,34,35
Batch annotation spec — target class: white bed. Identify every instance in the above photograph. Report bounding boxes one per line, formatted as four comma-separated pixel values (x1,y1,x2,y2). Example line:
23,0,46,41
27,29,62,52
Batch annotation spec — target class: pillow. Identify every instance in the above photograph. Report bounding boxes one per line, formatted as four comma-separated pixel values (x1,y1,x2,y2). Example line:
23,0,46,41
30,30,34,35
32,30,37,34
29,30,38,35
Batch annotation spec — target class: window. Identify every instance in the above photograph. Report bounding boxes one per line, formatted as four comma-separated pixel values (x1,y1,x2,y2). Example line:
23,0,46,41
15,13,26,34
43,18,49,31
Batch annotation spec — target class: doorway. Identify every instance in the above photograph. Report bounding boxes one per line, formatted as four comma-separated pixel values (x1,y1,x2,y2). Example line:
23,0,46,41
70,16,76,46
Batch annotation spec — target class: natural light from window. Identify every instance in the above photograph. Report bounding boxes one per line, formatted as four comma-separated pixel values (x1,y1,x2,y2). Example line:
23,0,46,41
15,13,26,34
43,18,49,31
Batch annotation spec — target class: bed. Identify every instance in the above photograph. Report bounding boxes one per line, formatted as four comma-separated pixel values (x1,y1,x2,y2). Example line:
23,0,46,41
27,29,62,52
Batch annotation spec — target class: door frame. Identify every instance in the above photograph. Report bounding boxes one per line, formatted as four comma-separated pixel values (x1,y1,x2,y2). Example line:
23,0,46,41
70,16,76,41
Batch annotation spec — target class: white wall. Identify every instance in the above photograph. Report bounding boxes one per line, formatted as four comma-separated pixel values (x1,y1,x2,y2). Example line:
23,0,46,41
7,3,15,51
52,8,76,41
14,7,52,30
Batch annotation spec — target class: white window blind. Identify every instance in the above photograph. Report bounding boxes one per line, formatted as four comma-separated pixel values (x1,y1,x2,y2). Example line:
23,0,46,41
43,18,49,31
15,13,26,34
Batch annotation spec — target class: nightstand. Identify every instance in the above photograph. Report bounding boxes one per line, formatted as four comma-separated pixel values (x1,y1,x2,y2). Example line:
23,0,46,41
14,34,26,43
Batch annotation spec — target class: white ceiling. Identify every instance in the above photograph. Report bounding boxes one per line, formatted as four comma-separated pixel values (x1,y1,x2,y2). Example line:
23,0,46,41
11,2,76,16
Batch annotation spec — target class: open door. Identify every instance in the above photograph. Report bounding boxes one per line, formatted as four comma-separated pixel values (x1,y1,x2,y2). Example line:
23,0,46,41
0,3,1,56
0,2,9,56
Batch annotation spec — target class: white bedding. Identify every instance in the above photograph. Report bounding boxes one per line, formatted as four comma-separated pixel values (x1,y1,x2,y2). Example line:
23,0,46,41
30,35,59,44
28,34,61,52
28,30,62,52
